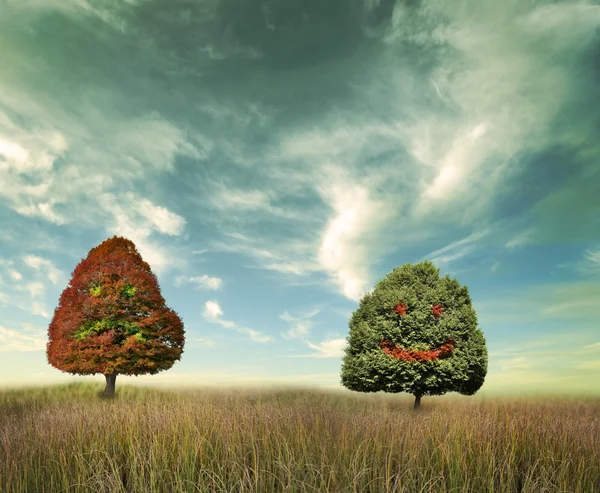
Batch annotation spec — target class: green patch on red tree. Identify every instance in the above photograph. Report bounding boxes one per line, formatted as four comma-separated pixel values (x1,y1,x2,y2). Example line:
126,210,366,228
340,261,487,409
46,236,185,398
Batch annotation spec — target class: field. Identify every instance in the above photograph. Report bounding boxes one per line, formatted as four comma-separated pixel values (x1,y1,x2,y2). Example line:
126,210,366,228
0,383,598,493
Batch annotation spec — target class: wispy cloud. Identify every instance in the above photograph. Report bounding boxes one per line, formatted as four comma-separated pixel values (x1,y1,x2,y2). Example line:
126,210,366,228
207,184,306,221
211,232,323,279
317,172,393,301
22,255,62,284
505,230,535,251
477,280,600,323
175,274,223,290
137,198,186,236
422,230,488,266
203,301,271,343
277,306,348,358
0,325,46,351
304,339,348,359
98,192,186,274
578,247,600,276
279,307,321,339
202,301,233,327
196,337,216,347
20,282,45,298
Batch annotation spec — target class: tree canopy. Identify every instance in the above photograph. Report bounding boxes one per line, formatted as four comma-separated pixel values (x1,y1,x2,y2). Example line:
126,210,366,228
47,236,185,395
340,261,487,408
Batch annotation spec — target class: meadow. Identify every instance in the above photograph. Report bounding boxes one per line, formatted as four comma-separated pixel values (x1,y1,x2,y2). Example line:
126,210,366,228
0,383,598,493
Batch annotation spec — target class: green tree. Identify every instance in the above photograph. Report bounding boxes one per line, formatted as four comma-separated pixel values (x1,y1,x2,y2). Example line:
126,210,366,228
340,261,487,409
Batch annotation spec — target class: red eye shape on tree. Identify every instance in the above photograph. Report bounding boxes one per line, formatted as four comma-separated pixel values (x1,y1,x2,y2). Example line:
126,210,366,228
431,304,444,317
394,303,408,316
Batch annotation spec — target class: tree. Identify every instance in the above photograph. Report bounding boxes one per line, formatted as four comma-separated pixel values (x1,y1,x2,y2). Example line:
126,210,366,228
340,261,487,409
47,236,185,397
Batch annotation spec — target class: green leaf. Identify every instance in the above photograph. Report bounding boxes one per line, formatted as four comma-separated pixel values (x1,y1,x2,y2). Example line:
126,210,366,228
121,283,136,298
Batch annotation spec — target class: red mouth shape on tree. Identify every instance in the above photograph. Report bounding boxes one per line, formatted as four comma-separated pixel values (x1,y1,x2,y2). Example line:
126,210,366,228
379,339,455,362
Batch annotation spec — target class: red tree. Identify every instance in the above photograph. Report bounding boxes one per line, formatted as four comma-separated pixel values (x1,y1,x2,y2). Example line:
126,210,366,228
47,236,185,397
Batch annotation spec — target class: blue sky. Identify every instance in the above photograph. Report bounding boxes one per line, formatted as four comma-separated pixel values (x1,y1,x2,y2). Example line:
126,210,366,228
1,0,599,396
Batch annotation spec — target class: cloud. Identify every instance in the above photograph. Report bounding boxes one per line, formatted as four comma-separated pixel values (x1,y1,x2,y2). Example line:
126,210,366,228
0,259,52,316
239,328,272,344
0,53,196,261
278,307,348,358
175,274,223,290
505,230,535,250
29,302,50,318
413,121,492,215
203,301,224,321
584,342,600,349
316,166,395,301
304,338,348,359
477,280,600,323
98,193,186,274
579,248,600,276
1,0,113,18
196,0,600,301
0,138,28,164
207,185,305,221
210,232,323,280
14,281,45,299
14,201,67,225
279,307,321,339
137,198,186,236
203,301,271,342
89,0,596,307
540,299,600,315
422,230,488,266
0,324,46,351
22,255,62,284
196,337,216,347
0,132,67,174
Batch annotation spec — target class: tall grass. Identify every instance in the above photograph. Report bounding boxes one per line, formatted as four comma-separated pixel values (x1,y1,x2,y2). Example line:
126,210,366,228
0,383,598,492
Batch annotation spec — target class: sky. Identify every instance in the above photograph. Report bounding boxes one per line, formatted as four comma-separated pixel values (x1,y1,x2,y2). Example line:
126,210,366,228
0,0,599,397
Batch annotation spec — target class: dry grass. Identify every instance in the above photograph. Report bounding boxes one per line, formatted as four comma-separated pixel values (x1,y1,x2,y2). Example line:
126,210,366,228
0,383,598,492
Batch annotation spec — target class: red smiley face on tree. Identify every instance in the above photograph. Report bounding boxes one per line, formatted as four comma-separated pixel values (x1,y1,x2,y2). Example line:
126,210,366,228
383,303,453,362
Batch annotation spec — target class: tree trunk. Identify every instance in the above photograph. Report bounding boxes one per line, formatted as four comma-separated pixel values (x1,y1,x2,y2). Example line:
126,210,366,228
413,393,421,410
103,374,117,398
